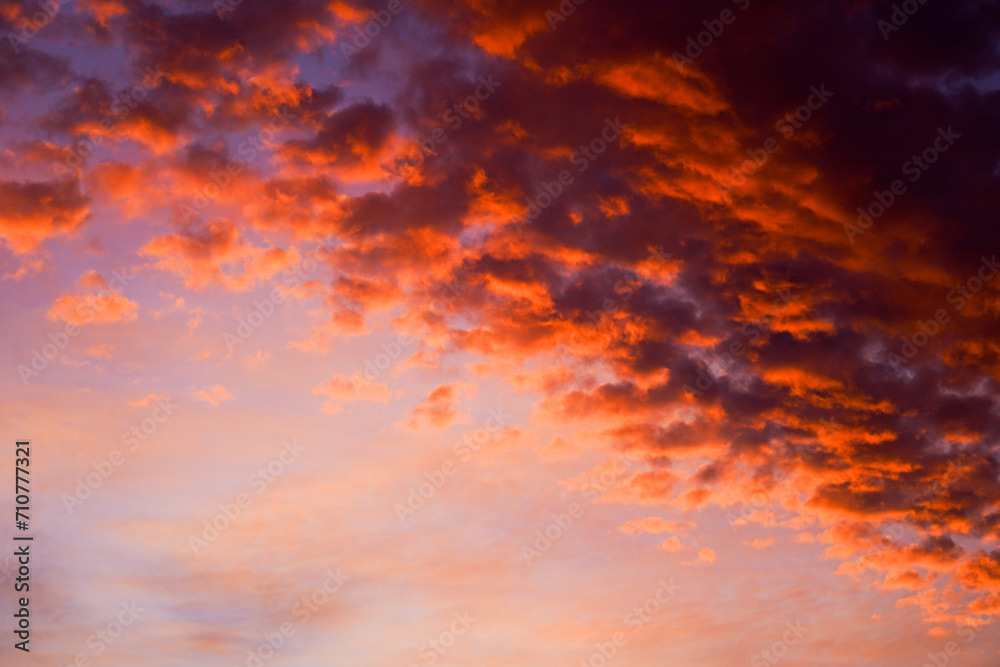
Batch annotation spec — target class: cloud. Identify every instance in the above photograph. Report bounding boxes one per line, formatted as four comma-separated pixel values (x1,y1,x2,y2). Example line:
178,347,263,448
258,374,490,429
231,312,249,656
660,537,685,552
3,0,1000,651
396,382,475,433
618,516,693,536
881,569,937,591
281,101,396,181
86,344,115,359
192,385,233,406
682,547,716,567
314,374,392,411
959,552,1000,591
0,178,90,253
243,350,272,370
139,218,304,292
128,393,165,407
47,290,138,325
743,537,775,551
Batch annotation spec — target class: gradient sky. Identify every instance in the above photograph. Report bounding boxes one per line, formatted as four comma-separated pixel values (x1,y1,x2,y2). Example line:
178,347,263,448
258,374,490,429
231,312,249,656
1,0,1000,665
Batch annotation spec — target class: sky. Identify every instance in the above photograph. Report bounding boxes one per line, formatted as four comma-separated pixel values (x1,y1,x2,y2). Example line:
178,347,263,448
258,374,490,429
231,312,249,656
1,0,1000,665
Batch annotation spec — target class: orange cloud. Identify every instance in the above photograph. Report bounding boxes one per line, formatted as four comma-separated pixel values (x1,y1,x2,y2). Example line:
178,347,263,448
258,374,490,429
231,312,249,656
47,290,138,325
396,382,475,433
193,385,233,406
0,178,90,253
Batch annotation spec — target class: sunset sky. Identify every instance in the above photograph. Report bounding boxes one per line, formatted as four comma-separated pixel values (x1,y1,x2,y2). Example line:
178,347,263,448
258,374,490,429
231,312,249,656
1,0,1000,665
